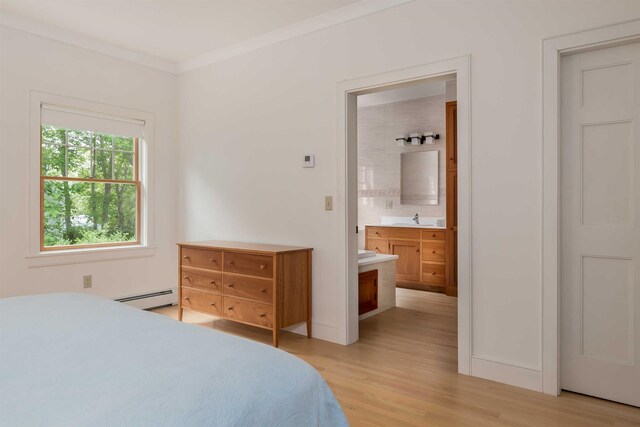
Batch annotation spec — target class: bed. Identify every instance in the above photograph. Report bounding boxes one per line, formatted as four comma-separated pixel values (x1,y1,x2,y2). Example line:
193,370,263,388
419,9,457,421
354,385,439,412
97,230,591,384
0,293,348,426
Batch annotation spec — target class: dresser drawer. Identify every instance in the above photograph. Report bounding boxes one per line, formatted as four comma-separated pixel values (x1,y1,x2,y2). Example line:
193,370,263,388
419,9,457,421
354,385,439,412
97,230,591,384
422,263,445,285
388,228,420,240
181,268,222,292
181,247,222,271
181,287,222,315
421,230,445,241
366,227,388,239
223,297,273,328
421,241,445,262
224,252,273,278
223,274,273,304
366,238,388,254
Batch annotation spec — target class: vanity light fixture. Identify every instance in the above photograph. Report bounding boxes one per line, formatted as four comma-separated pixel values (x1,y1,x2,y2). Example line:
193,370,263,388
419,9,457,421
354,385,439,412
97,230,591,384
395,132,440,146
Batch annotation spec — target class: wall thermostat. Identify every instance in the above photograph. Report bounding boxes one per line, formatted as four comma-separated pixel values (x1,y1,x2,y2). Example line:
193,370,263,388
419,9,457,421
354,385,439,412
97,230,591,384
303,154,315,168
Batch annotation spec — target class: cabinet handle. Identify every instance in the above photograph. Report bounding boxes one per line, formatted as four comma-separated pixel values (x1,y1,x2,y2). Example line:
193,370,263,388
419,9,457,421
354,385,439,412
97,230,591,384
227,307,234,311
183,276,191,281
210,302,216,306
227,283,234,288
432,251,436,254
183,256,190,260
210,281,217,285
183,297,190,301
259,264,266,270
228,260,235,265
210,258,217,263
259,313,267,318
260,288,267,293
432,272,436,275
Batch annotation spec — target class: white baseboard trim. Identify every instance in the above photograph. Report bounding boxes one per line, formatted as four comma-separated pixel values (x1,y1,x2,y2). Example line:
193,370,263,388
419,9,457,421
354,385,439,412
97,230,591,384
284,321,338,343
471,356,542,392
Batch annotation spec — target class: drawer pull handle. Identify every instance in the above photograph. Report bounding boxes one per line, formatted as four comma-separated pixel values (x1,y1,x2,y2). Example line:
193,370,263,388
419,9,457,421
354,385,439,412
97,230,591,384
227,307,234,311
210,302,216,306
183,256,190,260
432,272,436,275
260,288,267,293
259,313,267,318
432,251,436,254
432,234,436,237
210,281,217,285
227,283,234,288
183,276,191,281
259,264,266,270
183,297,190,301
228,261,235,265
210,258,217,263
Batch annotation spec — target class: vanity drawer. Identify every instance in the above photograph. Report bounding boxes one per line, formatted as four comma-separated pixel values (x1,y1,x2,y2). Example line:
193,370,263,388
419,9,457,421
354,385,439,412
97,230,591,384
224,252,273,278
366,238,388,254
388,228,420,240
421,241,445,263
223,274,273,304
421,230,445,241
422,263,445,285
223,297,274,328
181,247,222,271
367,227,388,239
181,268,222,293
181,287,222,316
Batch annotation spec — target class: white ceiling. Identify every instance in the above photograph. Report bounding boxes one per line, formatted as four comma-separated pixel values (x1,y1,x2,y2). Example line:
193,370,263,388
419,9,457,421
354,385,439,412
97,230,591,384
358,76,453,108
0,0,361,63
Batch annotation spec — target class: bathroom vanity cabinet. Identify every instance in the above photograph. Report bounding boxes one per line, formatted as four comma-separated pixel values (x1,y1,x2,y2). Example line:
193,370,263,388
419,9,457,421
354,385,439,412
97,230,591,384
365,226,454,295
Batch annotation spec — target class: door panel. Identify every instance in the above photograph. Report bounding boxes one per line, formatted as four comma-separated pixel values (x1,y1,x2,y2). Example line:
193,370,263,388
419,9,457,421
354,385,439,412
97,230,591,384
358,269,378,315
389,239,420,282
561,42,640,407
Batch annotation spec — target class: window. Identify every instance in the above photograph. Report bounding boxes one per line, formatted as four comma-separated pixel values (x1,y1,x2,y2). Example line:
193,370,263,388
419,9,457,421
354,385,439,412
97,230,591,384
39,105,143,251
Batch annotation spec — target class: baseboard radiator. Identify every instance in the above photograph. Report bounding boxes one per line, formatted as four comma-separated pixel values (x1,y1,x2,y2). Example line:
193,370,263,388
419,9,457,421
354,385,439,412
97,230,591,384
115,288,178,310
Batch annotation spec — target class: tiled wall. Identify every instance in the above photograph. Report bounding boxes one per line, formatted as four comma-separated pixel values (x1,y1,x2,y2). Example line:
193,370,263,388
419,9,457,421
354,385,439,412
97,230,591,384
357,95,446,248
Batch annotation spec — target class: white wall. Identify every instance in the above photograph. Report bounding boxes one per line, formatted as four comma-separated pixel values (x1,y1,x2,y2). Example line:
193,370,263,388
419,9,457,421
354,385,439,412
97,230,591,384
178,0,640,390
0,27,179,298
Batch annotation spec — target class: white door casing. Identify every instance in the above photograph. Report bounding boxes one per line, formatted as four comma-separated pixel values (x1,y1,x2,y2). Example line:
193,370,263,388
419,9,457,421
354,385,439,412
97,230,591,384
561,42,640,406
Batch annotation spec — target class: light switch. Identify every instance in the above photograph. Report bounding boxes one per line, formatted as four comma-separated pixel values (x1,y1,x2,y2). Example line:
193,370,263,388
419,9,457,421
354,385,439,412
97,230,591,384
325,196,333,211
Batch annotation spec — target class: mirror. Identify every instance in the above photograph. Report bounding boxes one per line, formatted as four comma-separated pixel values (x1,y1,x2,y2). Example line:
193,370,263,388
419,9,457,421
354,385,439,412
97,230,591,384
400,151,439,205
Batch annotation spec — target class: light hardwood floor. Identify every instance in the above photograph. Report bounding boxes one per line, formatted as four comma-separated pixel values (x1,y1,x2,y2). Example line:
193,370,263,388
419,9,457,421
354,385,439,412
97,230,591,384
152,289,640,426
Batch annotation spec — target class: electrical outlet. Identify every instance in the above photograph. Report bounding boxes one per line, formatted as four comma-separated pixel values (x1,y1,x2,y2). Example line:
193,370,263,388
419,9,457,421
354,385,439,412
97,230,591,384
325,196,333,211
83,275,92,289
385,200,393,209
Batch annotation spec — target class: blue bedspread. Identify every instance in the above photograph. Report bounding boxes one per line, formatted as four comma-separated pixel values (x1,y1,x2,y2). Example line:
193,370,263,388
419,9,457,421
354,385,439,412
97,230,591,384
0,293,347,427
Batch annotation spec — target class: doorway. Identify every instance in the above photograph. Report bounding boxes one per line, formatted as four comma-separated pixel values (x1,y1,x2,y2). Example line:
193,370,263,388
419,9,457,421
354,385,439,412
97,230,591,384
560,41,640,407
336,57,471,375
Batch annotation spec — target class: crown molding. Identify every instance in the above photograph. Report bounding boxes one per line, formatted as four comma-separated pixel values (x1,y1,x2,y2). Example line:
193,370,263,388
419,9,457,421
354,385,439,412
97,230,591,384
0,13,178,74
1,0,413,75
176,0,414,73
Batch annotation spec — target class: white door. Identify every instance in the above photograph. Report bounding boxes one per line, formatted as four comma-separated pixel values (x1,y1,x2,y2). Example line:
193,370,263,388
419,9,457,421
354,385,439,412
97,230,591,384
561,42,640,406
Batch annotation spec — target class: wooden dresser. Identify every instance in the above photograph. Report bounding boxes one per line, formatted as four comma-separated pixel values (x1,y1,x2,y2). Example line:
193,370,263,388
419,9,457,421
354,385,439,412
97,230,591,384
365,226,455,295
177,241,312,346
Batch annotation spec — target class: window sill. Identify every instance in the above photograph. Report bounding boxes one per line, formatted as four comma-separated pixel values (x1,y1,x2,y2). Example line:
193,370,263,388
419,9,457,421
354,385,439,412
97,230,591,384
26,245,156,268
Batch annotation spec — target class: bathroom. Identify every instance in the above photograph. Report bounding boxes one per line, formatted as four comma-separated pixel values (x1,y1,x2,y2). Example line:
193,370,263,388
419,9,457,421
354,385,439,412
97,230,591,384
356,75,457,320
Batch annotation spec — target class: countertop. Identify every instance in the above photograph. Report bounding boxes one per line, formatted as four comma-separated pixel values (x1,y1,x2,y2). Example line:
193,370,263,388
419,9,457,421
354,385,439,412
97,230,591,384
358,253,399,267
366,224,446,229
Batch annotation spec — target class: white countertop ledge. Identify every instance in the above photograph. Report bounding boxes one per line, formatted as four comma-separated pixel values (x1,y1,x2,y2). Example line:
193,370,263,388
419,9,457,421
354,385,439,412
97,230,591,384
358,253,399,266
366,224,446,229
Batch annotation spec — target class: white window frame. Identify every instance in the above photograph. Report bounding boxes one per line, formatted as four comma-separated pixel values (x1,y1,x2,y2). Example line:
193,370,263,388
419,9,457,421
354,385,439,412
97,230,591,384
27,91,156,267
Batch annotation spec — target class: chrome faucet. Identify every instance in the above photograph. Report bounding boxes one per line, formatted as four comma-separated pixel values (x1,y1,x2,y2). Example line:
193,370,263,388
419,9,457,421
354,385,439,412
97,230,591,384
413,213,419,224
